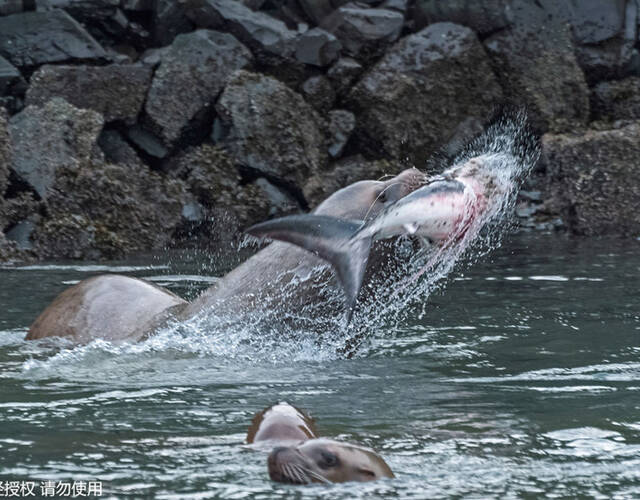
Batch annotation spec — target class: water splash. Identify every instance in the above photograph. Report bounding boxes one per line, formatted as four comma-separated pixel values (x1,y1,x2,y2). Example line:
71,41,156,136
17,113,540,373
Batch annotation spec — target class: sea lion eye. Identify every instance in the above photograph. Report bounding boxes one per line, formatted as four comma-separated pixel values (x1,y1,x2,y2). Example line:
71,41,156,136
319,451,339,468
377,190,387,203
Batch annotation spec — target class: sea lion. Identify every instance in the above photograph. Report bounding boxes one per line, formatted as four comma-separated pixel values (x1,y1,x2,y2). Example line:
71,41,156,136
246,402,317,448
26,168,424,343
267,438,395,484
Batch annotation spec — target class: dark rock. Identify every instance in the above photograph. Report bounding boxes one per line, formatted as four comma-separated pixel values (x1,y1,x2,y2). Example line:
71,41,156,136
186,0,297,57
591,77,640,121
381,0,409,13
295,27,341,67
484,23,590,133
297,0,334,25
327,109,355,159
0,55,21,94
0,9,106,68
216,70,326,187
33,160,192,259
349,22,502,161
412,0,510,36
327,56,363,94
9,98,104,200
320,3,403,60
303,155,401,208
169,144,294,239
441,116,484,158
26,64,152,125
0,108,9,197
153,0,194,46
5,219,34,250
301,75,335,110
543,122,640,236
126,125,168,160
252,177,299,217
97,129,142,166
567,0,627,45
145,29,253,147
0,1,24,16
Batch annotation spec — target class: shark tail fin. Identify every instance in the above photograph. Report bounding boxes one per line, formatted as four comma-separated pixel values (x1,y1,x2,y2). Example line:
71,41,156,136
246,215,372,324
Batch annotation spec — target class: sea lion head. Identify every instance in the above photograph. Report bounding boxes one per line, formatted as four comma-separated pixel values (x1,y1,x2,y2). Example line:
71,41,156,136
267,438,394,484
314,168,425,221
247,402,317,447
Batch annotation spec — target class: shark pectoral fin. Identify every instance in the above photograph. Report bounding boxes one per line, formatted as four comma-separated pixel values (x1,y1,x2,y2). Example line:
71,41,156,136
403,223,418,235
246,215,372,325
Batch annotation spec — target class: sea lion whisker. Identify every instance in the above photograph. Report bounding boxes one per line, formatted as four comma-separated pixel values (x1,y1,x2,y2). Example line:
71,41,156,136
298,466,332,484
290,463,311,484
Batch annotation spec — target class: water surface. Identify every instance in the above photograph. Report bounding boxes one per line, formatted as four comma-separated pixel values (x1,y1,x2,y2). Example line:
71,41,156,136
1,232,639,499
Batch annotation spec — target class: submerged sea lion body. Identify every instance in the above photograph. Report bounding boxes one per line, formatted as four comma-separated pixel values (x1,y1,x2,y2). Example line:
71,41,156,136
26,169,423,343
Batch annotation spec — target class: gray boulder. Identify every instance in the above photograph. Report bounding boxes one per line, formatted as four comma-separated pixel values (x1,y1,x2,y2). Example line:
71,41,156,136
153,0,194,45
0,109,9,198
301,75,335,110
591,77,640,121
327,109,355,159
413,0,510,36
0,9,106,68
26,64,152,125
297,0,335,25
169,144,297,239
320,3,403,59
186,0,297,57
295,27,341,67
145,29,253,147
349,22,502,161
484,23,590,133
216,70,326,187
97,129,143,167
33,161,192,259
543,122,640,236
0,55,21,94
9,98,104,200
327,56,363,95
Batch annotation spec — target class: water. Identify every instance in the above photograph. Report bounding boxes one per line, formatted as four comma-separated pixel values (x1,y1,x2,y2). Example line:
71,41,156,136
1,232,639,499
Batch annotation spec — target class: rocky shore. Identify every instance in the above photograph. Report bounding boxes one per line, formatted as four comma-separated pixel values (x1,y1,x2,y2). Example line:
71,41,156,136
0,0,639,263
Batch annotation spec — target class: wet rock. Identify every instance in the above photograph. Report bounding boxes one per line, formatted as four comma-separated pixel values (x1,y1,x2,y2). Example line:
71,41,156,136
295,27,341,67
0,55,21,95
169,144,296,244
327,109,355,159
26,64,152,125
327,56,363,94
591,77,640,121
186,0,297,57
5,219,34,250
125,125,168,160
320,3,403,60
153,0,194,46
484,23,590,133
0,109,9,197
381,0,409,13
297,0,334,25
216,70,326,187
301,75,335,110
543,122,640,236
0,1,25,16
349,22,502,161
33,160,192,259
303,155,401,208
9,98,104,200
145,29,253,147
0,9,106,68
97,129,142,166
412,0,510,36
